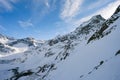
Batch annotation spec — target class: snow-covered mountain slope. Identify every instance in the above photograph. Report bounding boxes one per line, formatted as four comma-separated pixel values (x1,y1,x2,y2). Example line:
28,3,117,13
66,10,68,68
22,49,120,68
0,35,43,57
0,5,120,80
0,34,15,44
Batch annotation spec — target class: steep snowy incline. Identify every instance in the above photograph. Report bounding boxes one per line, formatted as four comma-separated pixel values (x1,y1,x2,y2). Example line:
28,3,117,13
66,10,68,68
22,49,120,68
48,16,120,80
48,5,120,80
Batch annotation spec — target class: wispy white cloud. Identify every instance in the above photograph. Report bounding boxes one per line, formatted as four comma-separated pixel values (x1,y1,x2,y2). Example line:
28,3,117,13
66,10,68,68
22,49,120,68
0,0,12,11
0,0,18,11
60,0,83,21
31,0,56,23
87,0,112,10
18,19,33,28
10,0,18,3
45,0,50,8
17,0,56,29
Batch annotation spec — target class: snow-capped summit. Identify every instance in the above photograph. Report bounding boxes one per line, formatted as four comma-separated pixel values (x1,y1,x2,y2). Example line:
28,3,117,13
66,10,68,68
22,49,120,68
90,15,105,22
79,15,105,27
0,34,14,44
0,34,9,44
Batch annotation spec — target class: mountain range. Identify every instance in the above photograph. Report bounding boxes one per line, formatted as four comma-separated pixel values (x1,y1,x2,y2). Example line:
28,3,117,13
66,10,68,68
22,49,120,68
0,5,120,80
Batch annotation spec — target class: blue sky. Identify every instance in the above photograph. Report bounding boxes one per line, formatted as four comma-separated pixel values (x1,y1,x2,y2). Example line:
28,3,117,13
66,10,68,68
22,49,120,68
0,0,119,40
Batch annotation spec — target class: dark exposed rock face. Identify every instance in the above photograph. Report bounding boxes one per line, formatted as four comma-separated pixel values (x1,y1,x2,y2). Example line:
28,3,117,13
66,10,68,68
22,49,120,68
87,5,120,43
8,37,36,46
0,43,15,53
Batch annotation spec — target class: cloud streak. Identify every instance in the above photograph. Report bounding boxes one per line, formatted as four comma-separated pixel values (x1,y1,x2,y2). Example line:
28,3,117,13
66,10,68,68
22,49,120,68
60,0,83,21
87,0,112,10
0,0,18,11
18,19,33,28
0,0,12,11
31,0,56,23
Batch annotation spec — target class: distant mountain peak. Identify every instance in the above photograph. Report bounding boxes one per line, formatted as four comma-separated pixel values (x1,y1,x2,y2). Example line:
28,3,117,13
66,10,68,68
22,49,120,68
91,15,105,21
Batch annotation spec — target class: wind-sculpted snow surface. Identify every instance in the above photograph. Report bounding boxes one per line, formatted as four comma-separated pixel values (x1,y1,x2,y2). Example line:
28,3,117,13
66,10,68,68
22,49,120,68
0,5,120,80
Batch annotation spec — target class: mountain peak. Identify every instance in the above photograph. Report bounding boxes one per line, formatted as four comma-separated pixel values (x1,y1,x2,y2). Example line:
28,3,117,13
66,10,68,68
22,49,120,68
79,15,105,28
90,15,105,21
